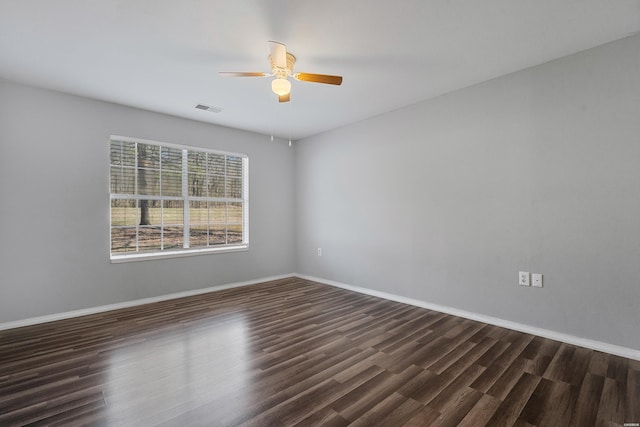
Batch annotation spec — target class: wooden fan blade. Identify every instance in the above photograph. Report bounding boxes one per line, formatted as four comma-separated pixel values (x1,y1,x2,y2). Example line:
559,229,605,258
278,93,290,103
268,41,287,68
219,72,268,77
294,73,342,85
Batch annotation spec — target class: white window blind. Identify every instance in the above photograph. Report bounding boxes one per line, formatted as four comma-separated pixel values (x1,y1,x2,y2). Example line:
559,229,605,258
109,136,248,261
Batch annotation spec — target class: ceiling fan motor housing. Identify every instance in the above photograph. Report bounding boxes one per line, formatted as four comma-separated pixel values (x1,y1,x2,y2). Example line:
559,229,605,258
270,52,296,78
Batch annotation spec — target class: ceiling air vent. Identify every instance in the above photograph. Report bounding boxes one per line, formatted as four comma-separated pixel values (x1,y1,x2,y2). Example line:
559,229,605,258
194,104,222,113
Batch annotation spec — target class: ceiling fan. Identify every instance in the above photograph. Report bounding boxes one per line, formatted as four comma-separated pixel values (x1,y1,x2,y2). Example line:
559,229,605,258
219,41,343,103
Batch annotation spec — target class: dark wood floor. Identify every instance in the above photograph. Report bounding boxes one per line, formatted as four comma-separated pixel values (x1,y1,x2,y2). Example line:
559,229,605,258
0,277,638,426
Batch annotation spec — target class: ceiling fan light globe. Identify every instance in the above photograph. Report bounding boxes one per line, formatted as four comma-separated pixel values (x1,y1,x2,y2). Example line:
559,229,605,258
272,78,291,96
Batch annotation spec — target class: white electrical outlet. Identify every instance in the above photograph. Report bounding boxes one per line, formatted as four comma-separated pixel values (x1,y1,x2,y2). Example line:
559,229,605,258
519,271,530,286
532,273,543,288
317,248,322,256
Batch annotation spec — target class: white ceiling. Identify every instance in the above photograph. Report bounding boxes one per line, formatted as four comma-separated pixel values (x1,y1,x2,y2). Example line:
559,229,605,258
1,1,639,140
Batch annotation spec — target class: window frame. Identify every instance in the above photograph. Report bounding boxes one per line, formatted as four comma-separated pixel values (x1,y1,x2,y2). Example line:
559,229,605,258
109,135,249,263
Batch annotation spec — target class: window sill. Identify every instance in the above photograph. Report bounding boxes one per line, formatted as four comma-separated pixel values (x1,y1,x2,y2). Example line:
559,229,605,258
110,245,248,263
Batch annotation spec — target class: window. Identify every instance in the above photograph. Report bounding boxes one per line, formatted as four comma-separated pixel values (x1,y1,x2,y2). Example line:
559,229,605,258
109,136,248,262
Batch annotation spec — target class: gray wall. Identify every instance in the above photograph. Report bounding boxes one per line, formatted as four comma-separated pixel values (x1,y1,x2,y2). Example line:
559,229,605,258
295,34,640,350
0,79,295,323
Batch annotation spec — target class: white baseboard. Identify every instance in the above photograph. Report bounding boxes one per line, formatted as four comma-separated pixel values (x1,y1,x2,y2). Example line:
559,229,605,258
0,273,296,331
295,273,640,361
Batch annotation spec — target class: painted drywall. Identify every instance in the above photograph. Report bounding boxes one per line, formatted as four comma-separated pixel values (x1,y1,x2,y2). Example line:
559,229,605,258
0,79,295,323
295,34,640,350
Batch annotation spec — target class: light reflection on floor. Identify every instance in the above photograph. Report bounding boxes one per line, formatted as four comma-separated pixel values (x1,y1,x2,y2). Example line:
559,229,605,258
103,315,249,425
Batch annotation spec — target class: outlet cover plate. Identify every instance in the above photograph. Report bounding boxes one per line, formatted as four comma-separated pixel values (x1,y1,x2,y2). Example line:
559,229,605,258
519,271,530,286
532,273,543,287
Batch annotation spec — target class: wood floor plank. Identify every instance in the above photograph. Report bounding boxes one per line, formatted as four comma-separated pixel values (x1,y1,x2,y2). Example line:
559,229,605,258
589,351,611,376
607,354,630,382
486,358,530,400
429,386,483,427
401,405,442,426
292,407,348,427
426,365,485,413
375,396,424,426
485,372,542,427
347,392,412,427
596,377,628,425
537,382,580,427
469,333,534,393
331,364,422,421
627,367,640,422
456,393,502,427
569,373,605,427
0,277,638,426
541,342,575,383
